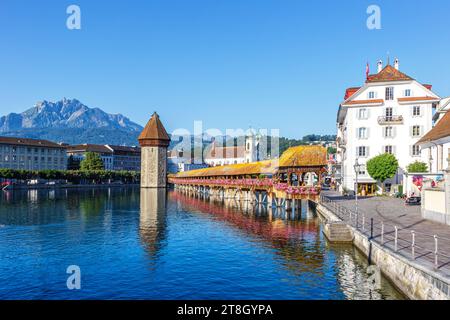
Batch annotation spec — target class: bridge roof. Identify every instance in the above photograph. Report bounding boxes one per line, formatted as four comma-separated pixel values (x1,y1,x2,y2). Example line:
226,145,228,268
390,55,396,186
278,145,327,168
170,145,327,178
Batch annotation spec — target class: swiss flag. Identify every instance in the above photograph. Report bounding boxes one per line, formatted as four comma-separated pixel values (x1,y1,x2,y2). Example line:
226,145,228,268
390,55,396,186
366,62,370,79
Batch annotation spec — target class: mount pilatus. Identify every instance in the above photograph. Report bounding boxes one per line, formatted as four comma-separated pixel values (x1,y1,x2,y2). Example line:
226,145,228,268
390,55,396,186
0,98,144,145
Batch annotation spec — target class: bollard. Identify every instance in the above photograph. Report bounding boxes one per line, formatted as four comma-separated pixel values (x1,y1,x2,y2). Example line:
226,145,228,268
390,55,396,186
411,231,415,259
381,222,384,244
434,235,439,269
362,214,365,232
394,226,398,252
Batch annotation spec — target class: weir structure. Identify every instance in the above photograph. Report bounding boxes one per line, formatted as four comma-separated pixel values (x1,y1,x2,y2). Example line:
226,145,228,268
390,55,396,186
168,145,328,212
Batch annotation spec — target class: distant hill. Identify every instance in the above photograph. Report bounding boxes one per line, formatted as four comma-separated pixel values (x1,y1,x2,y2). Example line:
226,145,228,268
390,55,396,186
0,98,143,145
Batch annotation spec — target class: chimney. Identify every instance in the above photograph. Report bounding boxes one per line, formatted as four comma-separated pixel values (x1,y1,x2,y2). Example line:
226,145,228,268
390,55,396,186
394,58,399,70
377,60,383,73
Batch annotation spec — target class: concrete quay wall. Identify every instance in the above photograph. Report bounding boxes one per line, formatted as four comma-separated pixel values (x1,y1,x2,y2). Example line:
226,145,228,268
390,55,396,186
317,204,450,300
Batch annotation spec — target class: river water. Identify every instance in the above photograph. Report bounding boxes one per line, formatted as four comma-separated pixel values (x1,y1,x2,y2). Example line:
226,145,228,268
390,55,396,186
0,187,404,300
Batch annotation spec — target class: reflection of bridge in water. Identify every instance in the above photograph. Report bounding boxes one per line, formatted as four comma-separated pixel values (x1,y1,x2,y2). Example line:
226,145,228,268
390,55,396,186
169,146,328,214
169,190,326,276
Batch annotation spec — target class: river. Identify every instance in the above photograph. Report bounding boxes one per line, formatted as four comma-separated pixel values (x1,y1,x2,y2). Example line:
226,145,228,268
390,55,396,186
0,187,404,299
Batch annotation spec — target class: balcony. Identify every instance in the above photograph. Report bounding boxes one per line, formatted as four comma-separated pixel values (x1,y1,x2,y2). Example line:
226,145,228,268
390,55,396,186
377,115,404,125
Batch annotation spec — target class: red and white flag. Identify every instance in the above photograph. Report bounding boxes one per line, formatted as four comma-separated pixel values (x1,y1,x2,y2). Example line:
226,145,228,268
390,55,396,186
366,62,370,79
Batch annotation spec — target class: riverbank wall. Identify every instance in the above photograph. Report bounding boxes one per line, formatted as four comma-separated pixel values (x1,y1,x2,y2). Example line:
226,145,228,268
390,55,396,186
316,203,450,300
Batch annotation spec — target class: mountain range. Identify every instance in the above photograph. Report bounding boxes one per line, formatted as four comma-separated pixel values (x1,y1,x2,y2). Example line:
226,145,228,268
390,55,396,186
0,99,144,145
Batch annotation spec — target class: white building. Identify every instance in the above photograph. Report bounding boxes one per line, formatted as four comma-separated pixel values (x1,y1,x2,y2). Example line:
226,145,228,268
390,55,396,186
336,59,440,194
204,132,261,166
417,99,450,173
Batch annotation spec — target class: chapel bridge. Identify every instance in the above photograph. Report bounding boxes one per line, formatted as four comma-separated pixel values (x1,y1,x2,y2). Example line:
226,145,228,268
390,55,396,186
168,146,327,210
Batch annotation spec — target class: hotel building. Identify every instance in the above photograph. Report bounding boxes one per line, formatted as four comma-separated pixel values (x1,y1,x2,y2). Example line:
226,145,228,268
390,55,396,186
336,59,440,194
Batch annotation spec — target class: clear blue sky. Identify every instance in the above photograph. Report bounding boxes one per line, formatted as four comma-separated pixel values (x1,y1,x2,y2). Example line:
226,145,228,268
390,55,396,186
1,0,449,138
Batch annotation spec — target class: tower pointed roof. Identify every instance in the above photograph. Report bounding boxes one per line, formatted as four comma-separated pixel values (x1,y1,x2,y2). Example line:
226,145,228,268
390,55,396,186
366,64,413,83
138,112,171,147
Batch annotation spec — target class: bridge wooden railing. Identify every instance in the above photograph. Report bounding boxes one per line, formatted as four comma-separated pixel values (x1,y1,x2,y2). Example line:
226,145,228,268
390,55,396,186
168,177,321,196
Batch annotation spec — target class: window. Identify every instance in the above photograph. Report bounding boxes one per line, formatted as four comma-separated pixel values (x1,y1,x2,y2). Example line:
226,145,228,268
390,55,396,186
358,108,369,120
385,87,394,100
385,107,393,120
411,145,421,157
368,91,375,99
384,145,393,154
357,146,368,157
405,89,411,97
357,165,366,175
358,127,367,139
413,106,421,116
412,126,421,137
384,126,394,138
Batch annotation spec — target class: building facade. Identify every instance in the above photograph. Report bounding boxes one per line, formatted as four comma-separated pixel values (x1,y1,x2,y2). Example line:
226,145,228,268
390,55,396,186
417,100,450,173
106,145,141,171
336,60,440,194
66,144,141,171
66,144,114,170
0,136,67,171
204,132,261,166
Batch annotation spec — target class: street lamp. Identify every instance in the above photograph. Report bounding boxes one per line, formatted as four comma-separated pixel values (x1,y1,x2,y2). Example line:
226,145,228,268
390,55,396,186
354,158,362,218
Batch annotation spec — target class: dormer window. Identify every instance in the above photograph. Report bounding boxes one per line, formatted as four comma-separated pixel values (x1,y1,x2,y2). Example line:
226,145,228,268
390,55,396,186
404,89,411,97
368,91,375,99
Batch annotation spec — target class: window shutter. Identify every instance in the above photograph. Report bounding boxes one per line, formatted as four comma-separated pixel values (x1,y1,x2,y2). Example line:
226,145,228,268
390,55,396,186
366,109,370,119
409,126,413,138
409,146,413,157
393,126,397,138
393,146,397,155
366,127,370,139
420,126,424,136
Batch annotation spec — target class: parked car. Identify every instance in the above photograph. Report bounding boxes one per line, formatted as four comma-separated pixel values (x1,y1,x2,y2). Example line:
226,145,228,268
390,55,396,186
405,196,421,206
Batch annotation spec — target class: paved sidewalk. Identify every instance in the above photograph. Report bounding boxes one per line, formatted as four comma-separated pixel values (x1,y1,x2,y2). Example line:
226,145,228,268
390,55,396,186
322,191,450,277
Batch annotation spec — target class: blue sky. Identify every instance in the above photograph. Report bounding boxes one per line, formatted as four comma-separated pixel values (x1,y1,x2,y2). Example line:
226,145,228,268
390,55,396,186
1,0,449,138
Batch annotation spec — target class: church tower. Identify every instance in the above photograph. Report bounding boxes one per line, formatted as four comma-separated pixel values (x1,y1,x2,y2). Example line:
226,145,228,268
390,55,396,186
244,128,259,163
138,112,171,188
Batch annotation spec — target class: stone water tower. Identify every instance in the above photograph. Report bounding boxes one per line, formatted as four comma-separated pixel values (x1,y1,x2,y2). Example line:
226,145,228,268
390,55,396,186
138,112,171,188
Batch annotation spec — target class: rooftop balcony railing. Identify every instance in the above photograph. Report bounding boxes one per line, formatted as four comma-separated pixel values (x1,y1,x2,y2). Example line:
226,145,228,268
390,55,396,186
378,115,404,125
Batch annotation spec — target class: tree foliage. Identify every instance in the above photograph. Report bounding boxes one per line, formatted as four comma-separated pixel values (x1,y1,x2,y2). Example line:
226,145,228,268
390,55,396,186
80,152,104,171
366,153,399,185
406,161,428,173
0,169,140,184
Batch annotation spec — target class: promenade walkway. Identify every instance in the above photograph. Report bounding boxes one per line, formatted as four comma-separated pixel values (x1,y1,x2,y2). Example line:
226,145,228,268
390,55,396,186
321,191,450,278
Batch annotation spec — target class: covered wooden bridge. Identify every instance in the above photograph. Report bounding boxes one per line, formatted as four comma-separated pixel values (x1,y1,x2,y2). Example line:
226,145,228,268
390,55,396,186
168,146,328,209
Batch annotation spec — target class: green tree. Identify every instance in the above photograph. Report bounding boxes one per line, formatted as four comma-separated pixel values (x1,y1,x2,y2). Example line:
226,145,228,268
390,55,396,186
67,155,81,170
80,152,104,171
327,147,337,155
406,161,428,173
366,153,399,192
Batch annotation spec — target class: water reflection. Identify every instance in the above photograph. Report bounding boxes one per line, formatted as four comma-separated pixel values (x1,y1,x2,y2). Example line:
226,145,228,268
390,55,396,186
139,188,168,258
169,191,405,300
